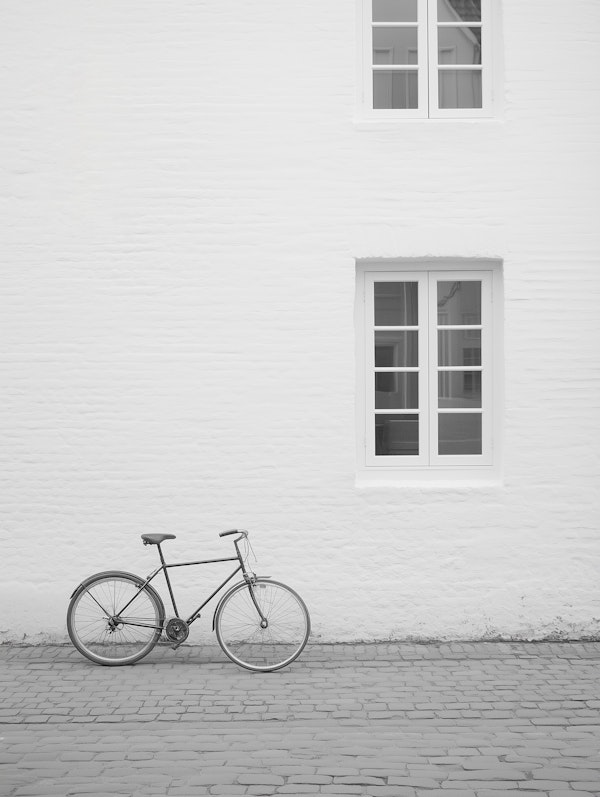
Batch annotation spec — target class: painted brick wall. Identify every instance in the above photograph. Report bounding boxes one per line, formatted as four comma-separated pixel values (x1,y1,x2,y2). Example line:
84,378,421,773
1,0,599,642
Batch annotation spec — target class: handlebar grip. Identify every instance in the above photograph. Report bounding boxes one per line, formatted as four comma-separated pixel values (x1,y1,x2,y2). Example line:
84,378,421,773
219,529,239,538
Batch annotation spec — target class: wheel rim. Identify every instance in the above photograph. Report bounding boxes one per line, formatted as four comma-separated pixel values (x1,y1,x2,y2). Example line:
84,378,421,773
69,576,161,664
216,580,309,671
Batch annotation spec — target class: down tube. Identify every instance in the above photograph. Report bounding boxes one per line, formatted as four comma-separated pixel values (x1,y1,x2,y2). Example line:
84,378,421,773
186,566,242,625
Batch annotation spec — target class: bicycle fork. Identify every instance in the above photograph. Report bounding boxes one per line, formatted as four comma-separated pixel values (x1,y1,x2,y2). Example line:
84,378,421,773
244,574,269,628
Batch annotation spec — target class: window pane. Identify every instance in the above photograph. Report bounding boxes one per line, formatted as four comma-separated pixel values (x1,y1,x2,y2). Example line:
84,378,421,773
373,0,418,22
438,413,482,455
438,69,482,108
437,0,481,23
375,282,418,326
438,371,481,408
375,414,419,456
373,27,418,65
438,330,481,366
373,70,418,109
376,372,419,408
438,27,481,64
437,281,481,325
375,331,418,367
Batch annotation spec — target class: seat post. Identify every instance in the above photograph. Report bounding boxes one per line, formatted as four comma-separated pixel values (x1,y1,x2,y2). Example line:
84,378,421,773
156,543,167,568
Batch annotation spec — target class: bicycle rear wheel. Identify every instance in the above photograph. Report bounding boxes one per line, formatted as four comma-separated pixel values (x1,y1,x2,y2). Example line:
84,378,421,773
215,578,310,672
67,571,165,666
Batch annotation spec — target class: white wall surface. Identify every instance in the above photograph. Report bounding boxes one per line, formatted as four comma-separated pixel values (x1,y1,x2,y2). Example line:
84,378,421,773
1,0,599,643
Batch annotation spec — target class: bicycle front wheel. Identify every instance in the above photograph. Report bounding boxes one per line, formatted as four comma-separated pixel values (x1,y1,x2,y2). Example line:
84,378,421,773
67,571,165,666
215,578,310,672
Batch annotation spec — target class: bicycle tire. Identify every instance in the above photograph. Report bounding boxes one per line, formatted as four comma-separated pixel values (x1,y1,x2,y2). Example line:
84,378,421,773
214,578,310,672
67,571,165,666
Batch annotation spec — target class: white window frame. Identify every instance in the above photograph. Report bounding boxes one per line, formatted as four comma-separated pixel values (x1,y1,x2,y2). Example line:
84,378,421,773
355,259,503,484
358,0,495,120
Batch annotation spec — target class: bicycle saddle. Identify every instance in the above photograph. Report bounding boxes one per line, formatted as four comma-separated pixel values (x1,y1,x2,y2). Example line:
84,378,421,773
141,534,176,545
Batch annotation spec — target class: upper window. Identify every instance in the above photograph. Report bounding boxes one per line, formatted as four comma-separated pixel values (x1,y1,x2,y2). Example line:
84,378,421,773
356,261,503,481
359,0,494,118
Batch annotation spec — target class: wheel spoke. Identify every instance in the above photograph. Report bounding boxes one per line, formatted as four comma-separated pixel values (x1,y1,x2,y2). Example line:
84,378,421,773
67,574,163,666
215,580,310,672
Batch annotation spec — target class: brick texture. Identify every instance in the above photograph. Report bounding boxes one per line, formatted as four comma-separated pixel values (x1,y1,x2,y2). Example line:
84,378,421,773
0,0,599,642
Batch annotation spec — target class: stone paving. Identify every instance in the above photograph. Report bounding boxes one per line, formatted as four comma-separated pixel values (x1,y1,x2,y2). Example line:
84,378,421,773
1,642,600,796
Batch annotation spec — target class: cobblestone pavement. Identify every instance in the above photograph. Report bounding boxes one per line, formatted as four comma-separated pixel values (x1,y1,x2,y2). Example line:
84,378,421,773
1,642,600,796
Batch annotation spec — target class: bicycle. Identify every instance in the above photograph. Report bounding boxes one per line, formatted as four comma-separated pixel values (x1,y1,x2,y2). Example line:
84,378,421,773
66,529,310,672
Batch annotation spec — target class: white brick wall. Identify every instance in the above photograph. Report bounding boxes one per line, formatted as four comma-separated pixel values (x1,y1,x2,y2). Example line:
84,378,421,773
1,0,599,642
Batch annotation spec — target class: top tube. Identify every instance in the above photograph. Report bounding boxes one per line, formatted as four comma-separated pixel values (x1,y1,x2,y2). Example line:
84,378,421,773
164,556,239,569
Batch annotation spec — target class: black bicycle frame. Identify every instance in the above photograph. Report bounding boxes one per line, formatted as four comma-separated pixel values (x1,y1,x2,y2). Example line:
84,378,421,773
116,536,266,628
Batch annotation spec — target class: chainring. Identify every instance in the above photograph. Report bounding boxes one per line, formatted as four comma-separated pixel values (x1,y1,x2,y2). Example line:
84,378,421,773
165,617,190,643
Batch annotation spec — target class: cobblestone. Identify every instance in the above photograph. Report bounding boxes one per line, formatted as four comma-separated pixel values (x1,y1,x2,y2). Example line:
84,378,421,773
0,642,599,795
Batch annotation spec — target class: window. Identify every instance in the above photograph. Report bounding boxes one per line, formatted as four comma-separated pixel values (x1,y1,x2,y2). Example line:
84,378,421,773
356,261,502,479
359,0,494,118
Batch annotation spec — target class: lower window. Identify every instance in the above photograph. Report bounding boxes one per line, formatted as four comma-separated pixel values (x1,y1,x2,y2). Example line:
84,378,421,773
357,261,502,476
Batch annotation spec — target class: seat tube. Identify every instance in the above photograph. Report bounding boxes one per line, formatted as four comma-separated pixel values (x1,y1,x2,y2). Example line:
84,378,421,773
157,544,179,617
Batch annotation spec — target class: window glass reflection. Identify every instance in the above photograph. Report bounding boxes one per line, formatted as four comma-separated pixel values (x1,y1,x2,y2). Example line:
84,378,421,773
373,71,418,109
438,330,480,367
438,371,481,408
437,0,481,23
376,372,419,409
438,27,481,64
375,282,419,325
375,414,419,455
438,69,482,108
438,413,482,455
373,27,418,65
373,0,418,22
375,331,418,367
437,281,481,325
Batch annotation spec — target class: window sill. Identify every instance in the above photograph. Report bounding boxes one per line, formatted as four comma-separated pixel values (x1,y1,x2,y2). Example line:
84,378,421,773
353,116,503,131
355,467,503,489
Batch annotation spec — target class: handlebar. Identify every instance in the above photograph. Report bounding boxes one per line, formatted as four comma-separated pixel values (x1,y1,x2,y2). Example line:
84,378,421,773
219,529,248,539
